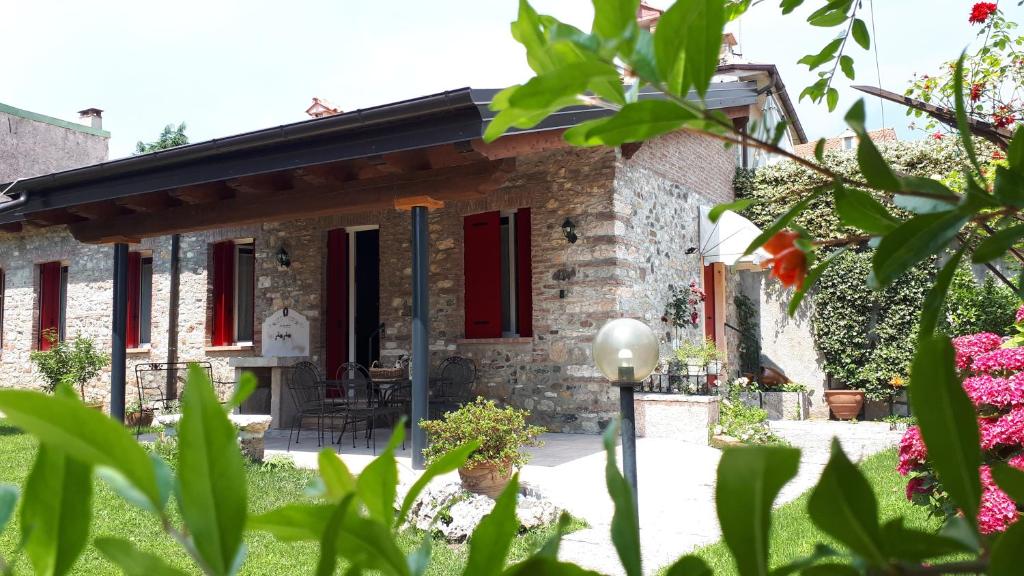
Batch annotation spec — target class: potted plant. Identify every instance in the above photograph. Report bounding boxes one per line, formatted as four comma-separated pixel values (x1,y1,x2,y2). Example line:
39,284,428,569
823,386,865,420
126,400,155,427
420,397,545,498
30,330,109,410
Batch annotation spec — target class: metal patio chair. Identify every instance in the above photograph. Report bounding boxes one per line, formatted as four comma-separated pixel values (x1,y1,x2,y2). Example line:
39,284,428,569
429,356,476,419
286,361,338,451
332,362,384,452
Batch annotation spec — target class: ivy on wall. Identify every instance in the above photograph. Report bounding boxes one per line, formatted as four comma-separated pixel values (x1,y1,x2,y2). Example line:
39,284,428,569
946,267,1019,336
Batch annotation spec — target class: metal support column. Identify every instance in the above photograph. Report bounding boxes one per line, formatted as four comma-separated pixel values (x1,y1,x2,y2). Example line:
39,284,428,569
618,384,639,508
411,205,429,469
110,242,129,422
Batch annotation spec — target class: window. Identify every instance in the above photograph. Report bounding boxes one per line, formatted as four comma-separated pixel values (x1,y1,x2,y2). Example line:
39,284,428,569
211,240,254,346
0,269,5,347
126,252,153,348
37,262,68,350
463,208,532,339
843,136,856,150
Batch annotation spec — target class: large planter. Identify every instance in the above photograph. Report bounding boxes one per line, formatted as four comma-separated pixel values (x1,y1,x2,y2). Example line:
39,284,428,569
824,390,865,420
762,391,810,421
126,408,155,428
458,462,512,499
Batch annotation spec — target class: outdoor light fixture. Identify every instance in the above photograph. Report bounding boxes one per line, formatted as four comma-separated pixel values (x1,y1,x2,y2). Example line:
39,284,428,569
276,246,291,268
593,317,659,506
685,246,698,254
562,218,578,244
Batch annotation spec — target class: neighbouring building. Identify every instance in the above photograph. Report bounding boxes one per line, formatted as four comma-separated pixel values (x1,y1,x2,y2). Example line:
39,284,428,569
793,127,898,158
0,19,806,432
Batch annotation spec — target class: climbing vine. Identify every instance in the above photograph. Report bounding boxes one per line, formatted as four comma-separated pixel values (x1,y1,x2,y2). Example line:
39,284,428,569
733,293,760,375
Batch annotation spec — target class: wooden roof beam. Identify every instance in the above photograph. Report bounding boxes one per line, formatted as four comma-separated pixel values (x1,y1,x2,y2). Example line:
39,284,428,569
115,192,181,213
67,201,132,220
169,182,234,204
27,209,87,227
226,173,294,196
471,130,568,160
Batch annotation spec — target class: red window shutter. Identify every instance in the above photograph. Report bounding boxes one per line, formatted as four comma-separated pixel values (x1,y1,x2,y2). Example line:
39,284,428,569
325,228,349,381
464,211,502,339
126,252,141,348
515,208,533,337
38,262,61,350
703,263,716,343
212,241,235,346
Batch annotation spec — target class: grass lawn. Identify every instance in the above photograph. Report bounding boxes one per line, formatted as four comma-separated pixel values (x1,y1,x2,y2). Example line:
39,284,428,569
691,448,942,574
0,421,583,575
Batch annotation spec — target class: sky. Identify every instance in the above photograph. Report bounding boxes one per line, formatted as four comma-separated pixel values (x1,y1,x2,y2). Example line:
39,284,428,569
3,0,1021,159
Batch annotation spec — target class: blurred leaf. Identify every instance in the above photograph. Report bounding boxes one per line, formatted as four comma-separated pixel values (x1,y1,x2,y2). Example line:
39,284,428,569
177,364,247,576
396,439,478,527
825,88,839,112
938,515,981,553
625,27,660,83
510,0,556,74
833,187,899,235
844,99,866,133
973,224,1024,263
249,504,333,542
991,520,1024,576
709,199,756,223
602,421,641,576
716,446,800,576
788,248,846,316
654,0,725,97
319,449,357,503
564,100,698,147
993,166,1024,208
872,210,969,287
335,515,411,576
0,485,16,536
855,135,901,191
462,474,521,576
94,537,189,576
664,555,712,576
780,0,805,15
880,519,973,562
356,422,405,525
918,247,964,339
839,55,855,80
851,18,870,49
407,532,432,576
508,61,622,111
744,187,827,255
1007,125,1024,172
807,440,886,566
813,139,826,162
316,496,352,576
991,463,1024,502
798,38,842,71
591,0,640,42
801,565,858,576
807,0,852,27
952,53,981,175
21,444,93,576
769,544,841,576
909,334,981,527
536,512,573,559
896,176,960,214
227,372,256,411
0,390,160,510
502,558,605,575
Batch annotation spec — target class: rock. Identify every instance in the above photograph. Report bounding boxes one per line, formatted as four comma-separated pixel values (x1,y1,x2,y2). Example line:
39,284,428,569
399,479,561,543
710,434,744,449
155,413,273,462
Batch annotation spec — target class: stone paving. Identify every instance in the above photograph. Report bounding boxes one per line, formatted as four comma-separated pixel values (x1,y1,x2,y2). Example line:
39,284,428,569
262,420,903,575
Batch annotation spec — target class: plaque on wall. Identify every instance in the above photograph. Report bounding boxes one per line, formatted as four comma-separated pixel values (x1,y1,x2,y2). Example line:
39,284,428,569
261,308,310,357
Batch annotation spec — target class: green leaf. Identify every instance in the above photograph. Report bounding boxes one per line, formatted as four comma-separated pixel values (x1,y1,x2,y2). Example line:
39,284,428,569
602,421,641,576
356,422,405,525
993,166,1024,208
769,544,841,576
563,100,698,147
536,512,573,559
991,463,1024,502
0,390,160,510
21,444,93,576
833,187,899,235
316,496,352,576
507,61,621,111
335,515,411,576
991,520,1024,576
744,187,827,256
664,555,712,576
938,515,981,553
654,0,725,97
813,139,826,162
462,474,521,576
952,53,981,175
788,248,846,317
844,99,866,133
709,199,756,223
716,446,800,576
319,449,357,503
780,0,805,15
801,564,858,576
839,55,855,80
502,558,606,576
177,364,248,576
973,224,1024,263
918,247,964,340
798,38,842,71
807,440,886,566
871,210,970,287
227,372,257,411
407,532,432,576
897,176,960,213
909,334,981,527
851,18,870,49
248,504,334,542
396,439,478,527
591,0,640,42
807,0,853,27
825,88,839,112
855,134,901,191
1007,125,1024,172
0,485,16,536
880,519,972,562
94,537,189,576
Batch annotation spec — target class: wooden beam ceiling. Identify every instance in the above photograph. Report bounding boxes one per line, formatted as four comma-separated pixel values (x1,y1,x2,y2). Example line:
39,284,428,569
114,192,182,213
169,182,234,204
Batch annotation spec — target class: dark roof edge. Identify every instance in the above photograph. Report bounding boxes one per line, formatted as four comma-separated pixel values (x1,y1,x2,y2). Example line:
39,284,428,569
1,88,480,195
716,64,808,144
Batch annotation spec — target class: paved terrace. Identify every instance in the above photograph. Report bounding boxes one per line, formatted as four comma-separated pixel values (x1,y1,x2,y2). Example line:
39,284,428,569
264,420,902,575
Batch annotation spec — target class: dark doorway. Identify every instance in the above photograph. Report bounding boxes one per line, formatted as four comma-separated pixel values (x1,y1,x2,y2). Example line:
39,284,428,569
353,229,380,367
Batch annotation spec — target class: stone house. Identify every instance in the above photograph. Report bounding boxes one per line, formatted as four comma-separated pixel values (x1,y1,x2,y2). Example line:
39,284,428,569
0,74,803,435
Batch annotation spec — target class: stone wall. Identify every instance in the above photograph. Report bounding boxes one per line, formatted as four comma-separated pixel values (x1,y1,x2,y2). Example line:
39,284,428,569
0,105,109,182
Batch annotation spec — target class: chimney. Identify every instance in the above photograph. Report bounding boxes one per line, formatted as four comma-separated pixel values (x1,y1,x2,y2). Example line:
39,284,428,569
77,108,103,130
305,97,341,119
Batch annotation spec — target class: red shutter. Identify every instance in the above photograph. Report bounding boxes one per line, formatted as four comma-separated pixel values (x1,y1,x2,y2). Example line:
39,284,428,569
126,252,141,349
326,229,349,381
212,241,235,346
38,262,61,350
703,263,716,343
515,208,533,337
464,211,502,339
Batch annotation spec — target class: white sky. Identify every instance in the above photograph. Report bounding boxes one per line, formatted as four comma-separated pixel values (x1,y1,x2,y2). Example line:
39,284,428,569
3,0,1020,159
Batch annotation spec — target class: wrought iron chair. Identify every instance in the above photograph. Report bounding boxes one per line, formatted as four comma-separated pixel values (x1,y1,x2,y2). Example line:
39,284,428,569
429,356,477,419
286,361,337,451
332,362,382,451
132,361,216,437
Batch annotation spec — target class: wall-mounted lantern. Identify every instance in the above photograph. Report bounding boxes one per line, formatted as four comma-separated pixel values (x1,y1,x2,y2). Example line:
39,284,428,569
562,218,578,244
276,246,291,268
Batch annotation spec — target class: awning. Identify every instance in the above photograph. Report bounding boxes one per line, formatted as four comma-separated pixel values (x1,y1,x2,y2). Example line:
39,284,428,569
698,206,769,268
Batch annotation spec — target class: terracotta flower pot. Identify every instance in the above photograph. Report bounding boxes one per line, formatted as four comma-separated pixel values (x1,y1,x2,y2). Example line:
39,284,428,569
126,409,155,427
824,390,865,420
85,402,105,413
458,462,513,499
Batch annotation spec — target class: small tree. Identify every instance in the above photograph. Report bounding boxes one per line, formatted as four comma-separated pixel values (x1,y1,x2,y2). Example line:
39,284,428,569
29,331,109,402
135,122,189,154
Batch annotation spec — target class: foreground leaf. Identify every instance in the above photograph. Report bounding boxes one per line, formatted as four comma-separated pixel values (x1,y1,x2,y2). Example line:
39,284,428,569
602,421,641,576
94,537,188,576
871,210,969,287
990,520,1024,576
991,463,1024,503
396,439,479,527
563,100,698,147
462,474,521,576
664,555,711,576
917,247,964,340
21,444,93,576
319,450,357,503
880,519,972,562
0,485,16,536
248,504,333,542
356,422,405,525
716,446,800,576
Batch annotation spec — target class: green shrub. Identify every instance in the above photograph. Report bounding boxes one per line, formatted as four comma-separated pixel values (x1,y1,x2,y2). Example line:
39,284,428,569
714,380,784,445
29,332,109,401
944,266,1019,336
420,397,545,475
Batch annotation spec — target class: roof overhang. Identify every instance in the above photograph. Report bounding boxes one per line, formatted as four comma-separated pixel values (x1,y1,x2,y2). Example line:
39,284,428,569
715,64,807,144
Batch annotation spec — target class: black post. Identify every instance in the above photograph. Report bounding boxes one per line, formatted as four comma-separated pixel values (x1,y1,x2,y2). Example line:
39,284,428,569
111,243,129,422
411,206,429,470
166,234,181,399
618,383,638,509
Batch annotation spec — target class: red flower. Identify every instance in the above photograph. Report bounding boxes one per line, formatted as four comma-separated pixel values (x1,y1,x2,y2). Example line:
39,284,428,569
761,230,808,290
995,105,1017,129
969,2,998,24
905,477,931,501
994,150,1007,161
931,132,944,141
970,83,984,102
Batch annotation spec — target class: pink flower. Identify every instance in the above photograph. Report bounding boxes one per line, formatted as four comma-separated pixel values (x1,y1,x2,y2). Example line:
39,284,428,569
1016,305,1024,324
962,373,1024,408
1009,453,1024,470
898,426,928,475
905,476,931,501
931,132,944,141
972,347,1024,375
979,465,1020,534
979,406,1024,448
953,332,1002,371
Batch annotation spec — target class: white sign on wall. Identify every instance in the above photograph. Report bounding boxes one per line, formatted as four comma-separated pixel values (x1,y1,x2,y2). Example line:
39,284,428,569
261,308,310,357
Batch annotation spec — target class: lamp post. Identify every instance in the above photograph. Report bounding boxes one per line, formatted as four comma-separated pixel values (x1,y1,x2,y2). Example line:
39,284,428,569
593,318,659,503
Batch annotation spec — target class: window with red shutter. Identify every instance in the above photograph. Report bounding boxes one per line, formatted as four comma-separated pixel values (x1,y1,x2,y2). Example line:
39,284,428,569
325,228,349,380
0,269,5,348
211,241,235,346
126,252,141,348
37,262,66,350
464,211,502,338
515,208,533,337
